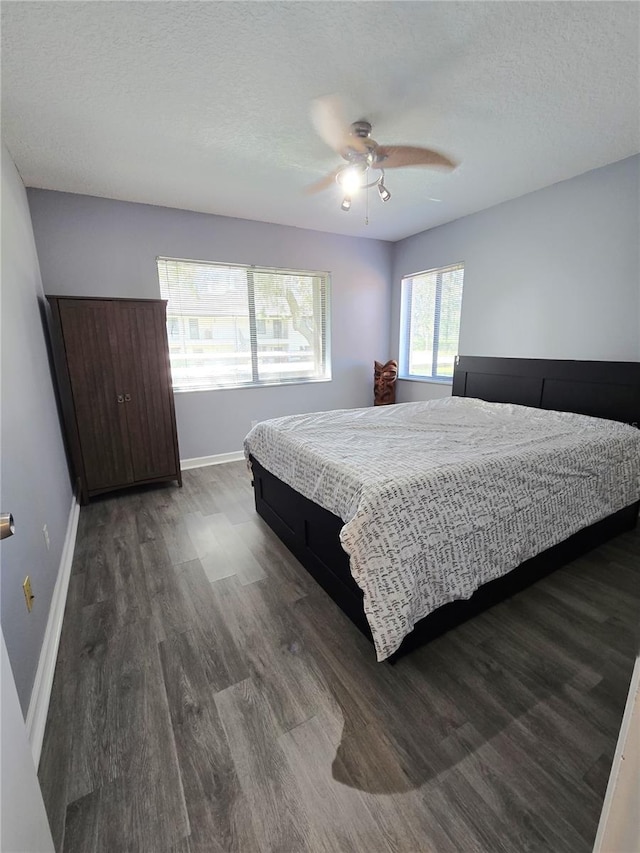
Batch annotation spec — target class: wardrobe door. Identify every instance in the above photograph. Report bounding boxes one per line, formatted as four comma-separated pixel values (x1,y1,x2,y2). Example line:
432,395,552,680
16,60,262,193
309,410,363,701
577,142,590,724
117,300,179,482
58,300,133,491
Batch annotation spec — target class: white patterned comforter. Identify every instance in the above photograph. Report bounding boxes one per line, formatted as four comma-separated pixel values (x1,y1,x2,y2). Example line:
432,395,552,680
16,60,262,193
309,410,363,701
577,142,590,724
244,397,640,660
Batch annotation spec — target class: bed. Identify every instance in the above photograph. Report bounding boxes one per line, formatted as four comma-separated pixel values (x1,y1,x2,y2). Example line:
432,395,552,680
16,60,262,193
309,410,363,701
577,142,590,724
245,357,640,661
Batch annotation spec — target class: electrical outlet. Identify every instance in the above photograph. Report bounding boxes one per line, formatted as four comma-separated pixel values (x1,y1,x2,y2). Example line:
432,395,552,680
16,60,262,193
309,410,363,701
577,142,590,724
42,524,50,550
23,576,34,613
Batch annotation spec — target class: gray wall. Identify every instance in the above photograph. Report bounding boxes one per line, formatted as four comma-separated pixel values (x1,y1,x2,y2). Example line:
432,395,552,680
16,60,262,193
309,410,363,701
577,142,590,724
391,155,640,403
27,191,393,458
1,147,72,712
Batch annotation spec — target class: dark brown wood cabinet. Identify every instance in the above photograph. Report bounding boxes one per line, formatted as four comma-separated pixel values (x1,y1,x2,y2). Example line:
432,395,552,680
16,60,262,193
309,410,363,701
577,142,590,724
47,296,181,503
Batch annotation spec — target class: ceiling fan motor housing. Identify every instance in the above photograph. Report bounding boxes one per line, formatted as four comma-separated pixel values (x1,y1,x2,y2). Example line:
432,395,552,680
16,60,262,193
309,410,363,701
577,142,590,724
351,120,372,138
344,121,378,167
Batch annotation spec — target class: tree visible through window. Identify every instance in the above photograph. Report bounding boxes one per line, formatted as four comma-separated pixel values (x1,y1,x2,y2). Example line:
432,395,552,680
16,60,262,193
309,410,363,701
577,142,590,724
157,258,331,391
399,264,464,381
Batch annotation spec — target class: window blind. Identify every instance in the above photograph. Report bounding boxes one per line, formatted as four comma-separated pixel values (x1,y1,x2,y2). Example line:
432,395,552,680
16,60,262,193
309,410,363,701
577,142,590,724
399,263,464,381
157,257,330,391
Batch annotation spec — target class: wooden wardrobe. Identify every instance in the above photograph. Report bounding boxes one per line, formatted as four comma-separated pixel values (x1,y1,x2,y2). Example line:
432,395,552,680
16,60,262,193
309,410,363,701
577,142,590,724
47,296,181,504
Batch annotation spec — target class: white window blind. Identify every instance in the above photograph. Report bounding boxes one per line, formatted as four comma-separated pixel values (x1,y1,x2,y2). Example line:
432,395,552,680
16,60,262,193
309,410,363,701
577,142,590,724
399,263,464,381
157,257,331,391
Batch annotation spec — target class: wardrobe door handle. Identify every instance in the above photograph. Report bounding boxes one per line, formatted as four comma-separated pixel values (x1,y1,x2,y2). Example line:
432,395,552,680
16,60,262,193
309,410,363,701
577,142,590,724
117,394,124,403
124,394,131,402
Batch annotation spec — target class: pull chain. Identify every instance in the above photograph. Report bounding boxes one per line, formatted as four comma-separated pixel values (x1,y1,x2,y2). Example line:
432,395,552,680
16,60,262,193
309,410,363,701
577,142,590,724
365,181,369,226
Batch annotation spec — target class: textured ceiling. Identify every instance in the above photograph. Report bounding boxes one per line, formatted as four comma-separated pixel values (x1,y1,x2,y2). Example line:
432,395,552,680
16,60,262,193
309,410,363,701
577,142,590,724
2,1,639,241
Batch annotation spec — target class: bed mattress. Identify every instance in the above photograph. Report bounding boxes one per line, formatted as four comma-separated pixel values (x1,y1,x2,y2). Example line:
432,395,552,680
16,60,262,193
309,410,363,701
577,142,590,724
244,397,640,660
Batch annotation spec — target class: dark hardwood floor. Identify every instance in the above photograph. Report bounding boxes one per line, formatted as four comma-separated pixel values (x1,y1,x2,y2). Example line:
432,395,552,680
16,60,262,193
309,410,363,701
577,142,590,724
39,462,640,853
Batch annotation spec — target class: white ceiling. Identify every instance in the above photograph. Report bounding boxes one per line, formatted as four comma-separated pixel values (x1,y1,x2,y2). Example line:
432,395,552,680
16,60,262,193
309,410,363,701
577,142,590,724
2,1,639,242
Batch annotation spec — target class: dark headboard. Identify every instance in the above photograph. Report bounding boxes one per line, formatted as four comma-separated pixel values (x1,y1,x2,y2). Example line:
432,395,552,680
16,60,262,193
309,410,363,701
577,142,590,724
452,356,640,427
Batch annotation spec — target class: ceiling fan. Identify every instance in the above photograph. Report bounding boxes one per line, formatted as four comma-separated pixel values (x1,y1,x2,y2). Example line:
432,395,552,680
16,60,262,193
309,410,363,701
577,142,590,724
308,95,458,211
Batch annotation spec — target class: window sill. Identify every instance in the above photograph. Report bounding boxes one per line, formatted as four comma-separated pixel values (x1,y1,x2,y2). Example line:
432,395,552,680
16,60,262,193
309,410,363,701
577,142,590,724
173,376,332,394
398,376,453,386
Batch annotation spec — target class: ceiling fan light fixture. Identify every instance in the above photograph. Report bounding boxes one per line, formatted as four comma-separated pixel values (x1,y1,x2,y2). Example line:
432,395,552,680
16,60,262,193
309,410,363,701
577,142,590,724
341,195,351,211
378,180,391,202
339,164,365,195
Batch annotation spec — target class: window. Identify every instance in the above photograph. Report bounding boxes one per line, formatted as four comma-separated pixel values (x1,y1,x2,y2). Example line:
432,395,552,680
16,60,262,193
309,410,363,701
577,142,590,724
399,263,464,382
157,257,331,391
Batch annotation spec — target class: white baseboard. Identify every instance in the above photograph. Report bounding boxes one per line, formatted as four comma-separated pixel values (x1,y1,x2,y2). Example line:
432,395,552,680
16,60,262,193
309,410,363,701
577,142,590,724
181,450,244,470
26,492,80,767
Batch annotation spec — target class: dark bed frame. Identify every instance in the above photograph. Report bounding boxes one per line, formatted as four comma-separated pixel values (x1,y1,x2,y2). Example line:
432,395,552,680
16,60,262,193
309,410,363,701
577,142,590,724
250,357,640,659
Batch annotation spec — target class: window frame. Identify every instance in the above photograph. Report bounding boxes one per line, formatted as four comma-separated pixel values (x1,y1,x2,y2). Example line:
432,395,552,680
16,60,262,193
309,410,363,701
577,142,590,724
398,262,464,384
157,256,331,393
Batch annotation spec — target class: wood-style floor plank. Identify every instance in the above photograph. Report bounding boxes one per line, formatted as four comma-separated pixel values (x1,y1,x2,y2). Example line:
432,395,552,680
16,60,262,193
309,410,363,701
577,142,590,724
211,576,331,737
158,630,259,853
276,712,399,853
38,461,640,853
177,563,249,692
215,678,311,853
63,614,189,851
447,722,585,853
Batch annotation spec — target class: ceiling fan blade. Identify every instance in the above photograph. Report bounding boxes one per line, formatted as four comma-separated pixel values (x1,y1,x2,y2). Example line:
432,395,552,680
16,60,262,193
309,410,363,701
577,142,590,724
376,146,458,170
310,95,368,155
304,169,339,195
